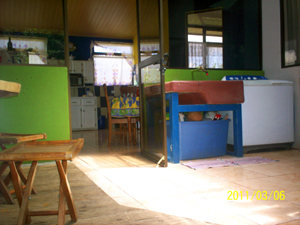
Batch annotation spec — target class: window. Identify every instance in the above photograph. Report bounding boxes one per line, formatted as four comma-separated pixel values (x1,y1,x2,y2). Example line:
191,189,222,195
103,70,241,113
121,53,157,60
0,36,47,64
281,0,300,67
92,42,134,86
187,9,223,69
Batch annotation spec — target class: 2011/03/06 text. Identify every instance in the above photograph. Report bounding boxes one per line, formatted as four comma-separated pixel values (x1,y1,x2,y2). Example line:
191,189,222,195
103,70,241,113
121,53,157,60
227,191,285,201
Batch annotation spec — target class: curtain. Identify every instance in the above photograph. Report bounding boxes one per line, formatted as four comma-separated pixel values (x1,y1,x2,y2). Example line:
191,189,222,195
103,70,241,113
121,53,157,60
91,41,133,56
206,45,223,68
188,42,223,68
92,41,134,86
188,42,204,68
94,57,133,86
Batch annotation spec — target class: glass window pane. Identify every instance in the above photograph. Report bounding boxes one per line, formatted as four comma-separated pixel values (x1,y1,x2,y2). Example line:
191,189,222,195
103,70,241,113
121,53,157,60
141,64,164,156
187,10,222,27
188,27,203,35
187,9,223,69
188,35,203,43
206,46,223,68
206,36,223,43
94,56,133,86
188,43,204,68
94,44,133,55
206,30,223,36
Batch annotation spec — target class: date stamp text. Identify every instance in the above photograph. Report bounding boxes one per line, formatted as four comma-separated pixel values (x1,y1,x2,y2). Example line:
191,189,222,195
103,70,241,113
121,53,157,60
227,191,285,201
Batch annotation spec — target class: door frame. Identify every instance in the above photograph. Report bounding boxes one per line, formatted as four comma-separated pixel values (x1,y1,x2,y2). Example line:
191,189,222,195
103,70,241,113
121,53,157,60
136,0,167,167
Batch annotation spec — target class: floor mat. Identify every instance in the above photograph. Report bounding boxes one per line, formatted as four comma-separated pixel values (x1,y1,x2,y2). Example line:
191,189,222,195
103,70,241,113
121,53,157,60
223,156,279,166
181,159,234,169
181,156,278,170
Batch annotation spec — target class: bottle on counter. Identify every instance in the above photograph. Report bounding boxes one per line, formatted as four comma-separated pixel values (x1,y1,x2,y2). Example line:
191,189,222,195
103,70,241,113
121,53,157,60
7,37,13,51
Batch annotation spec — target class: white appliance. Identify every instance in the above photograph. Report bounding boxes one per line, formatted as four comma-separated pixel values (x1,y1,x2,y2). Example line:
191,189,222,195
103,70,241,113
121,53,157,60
223,79,294,152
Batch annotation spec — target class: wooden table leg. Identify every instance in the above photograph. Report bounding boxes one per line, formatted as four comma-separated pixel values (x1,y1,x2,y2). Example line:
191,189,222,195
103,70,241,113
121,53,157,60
9,161,31,224
0,162,14,204
57,160,67,225
17,161,38,225
56,160,77,222
0,143,6,150
16,162,37,194
4,162,37,195
127,117,132,144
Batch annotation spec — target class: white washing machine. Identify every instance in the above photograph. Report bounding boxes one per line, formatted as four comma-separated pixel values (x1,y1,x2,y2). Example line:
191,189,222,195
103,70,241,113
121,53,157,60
222,79,294,152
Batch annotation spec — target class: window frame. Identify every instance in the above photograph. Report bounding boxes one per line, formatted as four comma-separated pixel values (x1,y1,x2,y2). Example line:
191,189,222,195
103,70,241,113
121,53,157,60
186,8,223,69
187,26,223,69
92,43,134,86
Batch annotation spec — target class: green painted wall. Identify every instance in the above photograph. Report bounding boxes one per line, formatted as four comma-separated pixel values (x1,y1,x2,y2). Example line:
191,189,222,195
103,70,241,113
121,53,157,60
0,65,70,141
165,69,265,82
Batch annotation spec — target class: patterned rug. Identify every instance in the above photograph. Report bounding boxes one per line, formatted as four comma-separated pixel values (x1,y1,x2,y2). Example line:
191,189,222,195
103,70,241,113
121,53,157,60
181,156,279,170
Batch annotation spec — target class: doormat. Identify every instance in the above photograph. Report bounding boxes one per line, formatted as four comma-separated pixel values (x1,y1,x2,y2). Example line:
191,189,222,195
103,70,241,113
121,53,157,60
223,156,279,166
181,156,278,170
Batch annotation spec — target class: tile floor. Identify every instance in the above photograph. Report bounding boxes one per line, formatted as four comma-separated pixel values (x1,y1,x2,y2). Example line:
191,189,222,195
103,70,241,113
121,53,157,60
71,130,300,225
0,129,299,225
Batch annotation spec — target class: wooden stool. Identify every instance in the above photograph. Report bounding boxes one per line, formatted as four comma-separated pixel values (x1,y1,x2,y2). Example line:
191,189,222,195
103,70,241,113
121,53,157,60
0,133,47,204
0,139,84,225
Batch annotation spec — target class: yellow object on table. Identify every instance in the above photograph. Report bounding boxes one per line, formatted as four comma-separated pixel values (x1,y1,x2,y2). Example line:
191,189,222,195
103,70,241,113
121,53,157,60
110,96,139,117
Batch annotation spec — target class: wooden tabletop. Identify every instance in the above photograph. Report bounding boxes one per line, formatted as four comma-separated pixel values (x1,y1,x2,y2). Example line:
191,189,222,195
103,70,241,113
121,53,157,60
0,139,84,161
0,133,47,145
0,80,21,97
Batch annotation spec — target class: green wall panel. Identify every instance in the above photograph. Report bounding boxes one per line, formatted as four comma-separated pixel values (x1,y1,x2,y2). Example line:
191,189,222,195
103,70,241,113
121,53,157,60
165,69,265,82
0,65,70,141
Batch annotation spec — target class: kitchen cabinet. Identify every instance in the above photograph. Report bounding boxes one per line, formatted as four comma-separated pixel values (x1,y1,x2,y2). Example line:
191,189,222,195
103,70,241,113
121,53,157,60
47,59,65,66
47,59,58,66
83,60,95,84
71,97,98,131
69,60,94,84
69,60,84,73
71,106,82,129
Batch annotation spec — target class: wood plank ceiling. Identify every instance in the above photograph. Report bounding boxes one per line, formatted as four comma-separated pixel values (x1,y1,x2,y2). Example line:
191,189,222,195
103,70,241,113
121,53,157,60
68,0,137,39
0,0,138,40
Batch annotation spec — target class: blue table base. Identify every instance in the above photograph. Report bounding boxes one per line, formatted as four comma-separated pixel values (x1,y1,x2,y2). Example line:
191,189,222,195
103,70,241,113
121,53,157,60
166,92,243,164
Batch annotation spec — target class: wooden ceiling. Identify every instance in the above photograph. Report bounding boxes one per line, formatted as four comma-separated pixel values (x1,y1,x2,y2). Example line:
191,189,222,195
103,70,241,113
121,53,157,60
0,0,140,40
68,0,137,39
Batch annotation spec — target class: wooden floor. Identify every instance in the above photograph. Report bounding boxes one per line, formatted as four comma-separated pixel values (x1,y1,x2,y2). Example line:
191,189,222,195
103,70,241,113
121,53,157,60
1,129,300,225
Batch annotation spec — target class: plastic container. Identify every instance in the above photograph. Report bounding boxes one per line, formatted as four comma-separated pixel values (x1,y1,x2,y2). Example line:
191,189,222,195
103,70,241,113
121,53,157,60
167,119,230,160
98,116,105,129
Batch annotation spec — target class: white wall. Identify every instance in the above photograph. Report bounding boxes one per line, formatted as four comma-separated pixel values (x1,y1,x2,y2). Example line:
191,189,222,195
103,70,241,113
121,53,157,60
262,0,300,148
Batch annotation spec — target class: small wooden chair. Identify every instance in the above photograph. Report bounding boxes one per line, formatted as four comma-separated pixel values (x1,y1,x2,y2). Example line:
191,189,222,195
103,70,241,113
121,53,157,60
104,84,139,146
120,86,139,97
120,85,140,135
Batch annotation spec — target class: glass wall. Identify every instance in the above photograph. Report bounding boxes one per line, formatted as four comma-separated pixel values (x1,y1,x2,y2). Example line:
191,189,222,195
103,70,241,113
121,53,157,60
187,9,223,69
138,0,167,166
281,0,300,67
